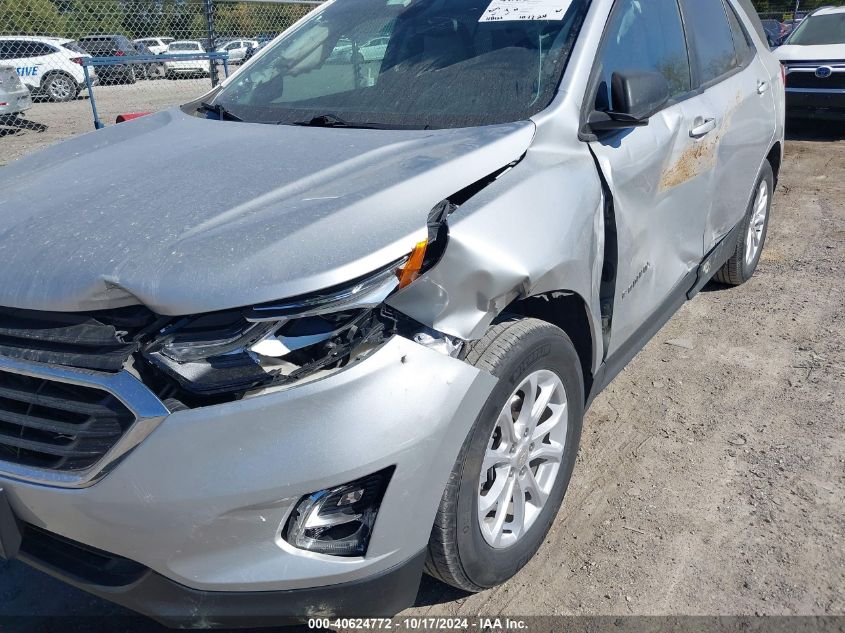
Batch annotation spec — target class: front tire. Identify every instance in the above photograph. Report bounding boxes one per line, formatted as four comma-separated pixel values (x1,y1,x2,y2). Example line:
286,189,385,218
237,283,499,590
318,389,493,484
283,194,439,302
715,161,774,286
426,318,585,592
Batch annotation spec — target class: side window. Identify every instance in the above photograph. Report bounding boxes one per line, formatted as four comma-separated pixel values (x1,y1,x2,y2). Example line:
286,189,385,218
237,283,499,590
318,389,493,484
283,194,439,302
0,42,12,60
33,43,57,57
16,41,51,59
8,41,27,59
680,0,739,85
594,0,691,112
724,0,755,65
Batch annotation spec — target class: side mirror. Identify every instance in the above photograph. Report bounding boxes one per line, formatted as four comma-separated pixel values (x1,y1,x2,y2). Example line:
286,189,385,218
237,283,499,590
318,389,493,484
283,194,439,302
586,69,671,134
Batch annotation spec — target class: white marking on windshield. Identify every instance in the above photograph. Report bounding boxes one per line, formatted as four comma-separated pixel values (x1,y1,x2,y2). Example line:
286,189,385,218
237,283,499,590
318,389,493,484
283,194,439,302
479,0,573,22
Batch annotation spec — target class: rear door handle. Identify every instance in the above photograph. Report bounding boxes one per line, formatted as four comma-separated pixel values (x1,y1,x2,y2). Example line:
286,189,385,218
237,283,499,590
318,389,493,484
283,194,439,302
690,117,717,138
757,80,770,95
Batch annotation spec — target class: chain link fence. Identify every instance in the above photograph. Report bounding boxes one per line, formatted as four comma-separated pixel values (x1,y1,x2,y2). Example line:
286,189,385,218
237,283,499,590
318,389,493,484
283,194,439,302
0,0,321,128
753,0,830,44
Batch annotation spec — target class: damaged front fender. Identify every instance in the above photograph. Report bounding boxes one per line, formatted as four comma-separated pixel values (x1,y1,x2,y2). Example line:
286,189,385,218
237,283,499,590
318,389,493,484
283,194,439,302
386,150,605,372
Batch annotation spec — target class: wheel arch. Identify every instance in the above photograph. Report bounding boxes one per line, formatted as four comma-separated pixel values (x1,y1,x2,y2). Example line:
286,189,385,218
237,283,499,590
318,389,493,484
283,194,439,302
502,291,596,399
40,68,75,86
766,141,782,185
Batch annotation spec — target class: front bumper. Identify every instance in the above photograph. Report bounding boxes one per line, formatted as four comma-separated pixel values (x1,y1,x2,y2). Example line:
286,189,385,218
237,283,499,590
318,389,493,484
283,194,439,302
12,520,426,628
165,61,212,73
786,88,845,120
0,337,495,622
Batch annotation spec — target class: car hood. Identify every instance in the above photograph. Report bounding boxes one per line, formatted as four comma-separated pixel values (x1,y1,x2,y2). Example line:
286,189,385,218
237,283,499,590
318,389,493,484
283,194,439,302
0,108,535,314
776,44,845,61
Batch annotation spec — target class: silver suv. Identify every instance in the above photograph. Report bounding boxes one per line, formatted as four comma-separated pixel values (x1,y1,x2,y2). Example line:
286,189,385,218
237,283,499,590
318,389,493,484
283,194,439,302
0,0,784,626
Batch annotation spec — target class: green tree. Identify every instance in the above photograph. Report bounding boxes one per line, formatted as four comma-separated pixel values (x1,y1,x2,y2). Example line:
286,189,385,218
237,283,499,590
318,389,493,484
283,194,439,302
62,0,126,38
0,0,64,36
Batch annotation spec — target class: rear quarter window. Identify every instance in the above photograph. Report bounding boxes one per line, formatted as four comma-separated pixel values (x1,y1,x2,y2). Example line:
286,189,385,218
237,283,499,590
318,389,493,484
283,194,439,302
724,0,755,65
733,0,770,44
63,41,87,55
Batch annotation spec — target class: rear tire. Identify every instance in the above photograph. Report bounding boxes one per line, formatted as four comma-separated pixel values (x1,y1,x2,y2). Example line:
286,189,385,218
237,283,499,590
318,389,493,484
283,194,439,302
42,72,78,102
714,161,774,286
425,318,585,592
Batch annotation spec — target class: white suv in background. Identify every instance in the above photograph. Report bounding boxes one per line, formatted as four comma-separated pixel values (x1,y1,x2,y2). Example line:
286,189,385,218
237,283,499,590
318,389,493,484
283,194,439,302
134,37,175,55
163,40,211,78
216,39,259,64
0,36,95,102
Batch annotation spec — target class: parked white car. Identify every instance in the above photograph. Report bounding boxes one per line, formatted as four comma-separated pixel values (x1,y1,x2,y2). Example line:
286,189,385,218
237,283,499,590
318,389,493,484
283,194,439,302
0,36,95,102
216,39,259,64
0,65,32,119
163,41,211,78
359,36,389,62
134,37,175,56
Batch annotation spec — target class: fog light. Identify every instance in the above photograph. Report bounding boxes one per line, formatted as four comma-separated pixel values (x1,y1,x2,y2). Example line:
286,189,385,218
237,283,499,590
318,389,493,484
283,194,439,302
284,467,394,557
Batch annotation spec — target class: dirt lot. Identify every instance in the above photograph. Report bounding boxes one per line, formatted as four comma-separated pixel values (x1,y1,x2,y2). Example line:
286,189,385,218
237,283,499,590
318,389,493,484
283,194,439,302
0,87,843,631
1,80,210,166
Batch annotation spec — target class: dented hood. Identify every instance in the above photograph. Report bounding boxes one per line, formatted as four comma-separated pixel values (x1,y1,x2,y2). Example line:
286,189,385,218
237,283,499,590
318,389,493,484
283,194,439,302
0,108,535,314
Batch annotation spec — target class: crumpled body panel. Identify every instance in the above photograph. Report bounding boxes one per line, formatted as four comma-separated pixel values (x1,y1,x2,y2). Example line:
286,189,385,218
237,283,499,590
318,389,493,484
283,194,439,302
0,109,534,314
387,148,605,370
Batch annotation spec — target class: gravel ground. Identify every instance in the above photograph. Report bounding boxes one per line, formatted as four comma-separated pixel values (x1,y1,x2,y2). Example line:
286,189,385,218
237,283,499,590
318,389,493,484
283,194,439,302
0,93,843,631
1,80,211,166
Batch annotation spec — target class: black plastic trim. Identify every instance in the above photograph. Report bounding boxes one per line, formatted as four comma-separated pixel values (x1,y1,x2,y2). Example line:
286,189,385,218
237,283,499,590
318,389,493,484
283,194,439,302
687,223,743,300
587,269,697,407
14,522,427,628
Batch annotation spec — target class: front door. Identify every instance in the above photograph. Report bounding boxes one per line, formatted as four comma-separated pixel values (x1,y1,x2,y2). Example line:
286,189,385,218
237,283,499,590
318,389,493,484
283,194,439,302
587,0,713,356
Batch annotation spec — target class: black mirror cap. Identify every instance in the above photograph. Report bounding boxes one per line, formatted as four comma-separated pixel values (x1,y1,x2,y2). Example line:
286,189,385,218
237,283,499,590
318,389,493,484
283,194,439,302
582,70,671,139
611,69,671,121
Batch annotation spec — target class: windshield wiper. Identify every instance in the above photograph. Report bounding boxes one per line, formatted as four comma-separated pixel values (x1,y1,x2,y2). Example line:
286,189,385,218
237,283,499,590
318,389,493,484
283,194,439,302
290,114,383,129
198,101,243,122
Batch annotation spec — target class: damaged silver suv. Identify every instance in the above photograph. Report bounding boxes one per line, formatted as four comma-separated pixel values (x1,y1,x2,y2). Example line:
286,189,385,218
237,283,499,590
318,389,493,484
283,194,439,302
0,0,784,627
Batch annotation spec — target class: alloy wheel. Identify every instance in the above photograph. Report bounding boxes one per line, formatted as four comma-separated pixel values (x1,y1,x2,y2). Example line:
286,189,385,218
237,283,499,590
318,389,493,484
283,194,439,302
745,179,769,267
478,369,568,549
49,76,73,101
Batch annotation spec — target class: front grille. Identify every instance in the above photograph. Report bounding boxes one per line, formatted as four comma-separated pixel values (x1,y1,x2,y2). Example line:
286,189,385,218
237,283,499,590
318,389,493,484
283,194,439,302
0,305,158,373
0,369,135,471
787,71,845,90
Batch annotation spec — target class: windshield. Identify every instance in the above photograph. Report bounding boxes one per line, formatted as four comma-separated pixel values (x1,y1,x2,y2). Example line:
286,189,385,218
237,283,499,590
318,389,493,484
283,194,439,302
787,13,845,45
210,0,590,129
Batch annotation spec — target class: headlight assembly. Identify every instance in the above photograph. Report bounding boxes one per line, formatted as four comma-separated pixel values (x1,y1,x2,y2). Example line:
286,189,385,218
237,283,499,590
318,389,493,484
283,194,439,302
140,224,452,401
141,253,432,399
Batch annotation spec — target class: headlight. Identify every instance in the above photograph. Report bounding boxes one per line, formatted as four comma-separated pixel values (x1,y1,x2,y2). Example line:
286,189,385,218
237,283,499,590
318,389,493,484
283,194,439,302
141,222,453,401
142,258,410,397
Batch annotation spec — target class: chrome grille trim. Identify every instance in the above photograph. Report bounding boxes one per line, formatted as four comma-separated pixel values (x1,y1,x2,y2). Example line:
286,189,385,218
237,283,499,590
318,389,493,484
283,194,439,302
0,354,170,488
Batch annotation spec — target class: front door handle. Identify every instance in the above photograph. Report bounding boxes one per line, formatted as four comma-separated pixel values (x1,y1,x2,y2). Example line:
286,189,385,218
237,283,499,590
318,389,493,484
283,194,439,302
757,80,770,95
690,117,717,138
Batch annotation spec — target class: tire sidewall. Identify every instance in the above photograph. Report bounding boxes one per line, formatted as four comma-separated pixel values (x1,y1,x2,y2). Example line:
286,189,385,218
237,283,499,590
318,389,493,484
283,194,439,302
453,325,584,588
740,163,774,280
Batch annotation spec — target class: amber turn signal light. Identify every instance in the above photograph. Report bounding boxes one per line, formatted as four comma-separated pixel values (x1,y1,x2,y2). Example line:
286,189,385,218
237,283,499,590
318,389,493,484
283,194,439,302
397,240,429,289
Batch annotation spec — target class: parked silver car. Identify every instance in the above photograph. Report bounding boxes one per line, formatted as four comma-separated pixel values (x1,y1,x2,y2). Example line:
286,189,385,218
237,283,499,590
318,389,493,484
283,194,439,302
0,0,784,627
0,65,31,119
